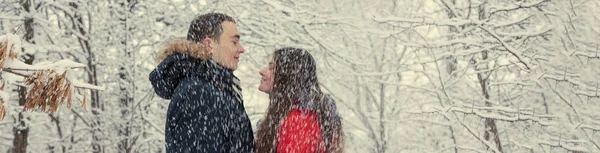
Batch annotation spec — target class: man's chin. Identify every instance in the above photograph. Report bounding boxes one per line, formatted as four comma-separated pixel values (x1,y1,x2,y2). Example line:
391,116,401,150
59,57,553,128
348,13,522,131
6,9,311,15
229,64,238,70
219,62,237,70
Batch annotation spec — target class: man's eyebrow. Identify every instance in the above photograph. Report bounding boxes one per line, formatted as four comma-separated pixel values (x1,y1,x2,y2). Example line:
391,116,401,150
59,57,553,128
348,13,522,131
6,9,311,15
232,34,240,39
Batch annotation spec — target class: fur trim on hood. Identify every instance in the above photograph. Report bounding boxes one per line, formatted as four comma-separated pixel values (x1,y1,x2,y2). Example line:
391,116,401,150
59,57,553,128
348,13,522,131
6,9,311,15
156,39,211,63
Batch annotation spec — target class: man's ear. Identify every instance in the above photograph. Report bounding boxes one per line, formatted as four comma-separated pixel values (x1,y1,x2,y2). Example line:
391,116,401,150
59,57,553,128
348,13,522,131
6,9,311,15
202,37,214,56
202,37,213,49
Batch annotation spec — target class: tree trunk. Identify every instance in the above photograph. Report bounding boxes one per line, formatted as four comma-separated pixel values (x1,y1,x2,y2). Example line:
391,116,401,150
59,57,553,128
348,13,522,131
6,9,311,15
378,83,386,153
117,1,138,152
68,2,102,153
376,39,387,153
12,0,36,152
445,1,459,152
49,114,66,153
478,4,503,152
12,112,29,153
477,2,503,152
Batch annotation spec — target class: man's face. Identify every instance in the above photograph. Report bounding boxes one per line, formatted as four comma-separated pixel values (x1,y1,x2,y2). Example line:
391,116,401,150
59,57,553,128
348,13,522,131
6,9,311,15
210,21,245,70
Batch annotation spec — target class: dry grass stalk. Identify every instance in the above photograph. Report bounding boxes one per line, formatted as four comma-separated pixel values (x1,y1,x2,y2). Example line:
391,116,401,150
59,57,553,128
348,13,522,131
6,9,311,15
23,70,81,113
0,87,5,120
0,40,7,120
82,90,86,110
0,100,4,120
0,39,18,70
0,82,6,120
9,52,18,60
0,101,5,120
0,40,8,69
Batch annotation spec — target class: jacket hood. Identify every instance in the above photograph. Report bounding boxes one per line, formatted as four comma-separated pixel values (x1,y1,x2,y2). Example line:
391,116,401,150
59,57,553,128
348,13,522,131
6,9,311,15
149,39,227,99
156,39,211,63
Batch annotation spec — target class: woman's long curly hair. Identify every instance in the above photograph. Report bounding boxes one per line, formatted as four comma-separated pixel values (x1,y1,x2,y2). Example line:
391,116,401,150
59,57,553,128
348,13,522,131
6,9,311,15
255,47,344,153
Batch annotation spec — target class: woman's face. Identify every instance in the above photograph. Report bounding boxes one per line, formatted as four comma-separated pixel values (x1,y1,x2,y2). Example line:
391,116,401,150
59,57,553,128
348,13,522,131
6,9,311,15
258,58,275,93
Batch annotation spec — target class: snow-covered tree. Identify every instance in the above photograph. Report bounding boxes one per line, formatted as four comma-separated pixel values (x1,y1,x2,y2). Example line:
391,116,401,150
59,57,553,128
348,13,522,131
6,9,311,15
0,29,103,153
371,0,600,152
2,0,599,152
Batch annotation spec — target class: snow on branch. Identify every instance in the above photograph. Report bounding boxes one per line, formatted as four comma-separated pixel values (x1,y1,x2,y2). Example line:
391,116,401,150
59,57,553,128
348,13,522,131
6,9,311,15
0,33,103,120
489,15,535,28
536,137,590,152
410,102,557,125
452,113,502,153
495,26,553,38
488,0,549,17
372,15,484,27
479,26,532,71
450,105,555,126
543,72,600,98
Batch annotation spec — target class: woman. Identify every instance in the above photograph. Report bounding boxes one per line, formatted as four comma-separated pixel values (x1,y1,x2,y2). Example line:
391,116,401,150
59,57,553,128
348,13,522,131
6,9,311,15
255,47,344,153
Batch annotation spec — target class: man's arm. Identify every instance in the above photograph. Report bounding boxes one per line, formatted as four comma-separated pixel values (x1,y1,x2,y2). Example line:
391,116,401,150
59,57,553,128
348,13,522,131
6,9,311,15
167,83,225,153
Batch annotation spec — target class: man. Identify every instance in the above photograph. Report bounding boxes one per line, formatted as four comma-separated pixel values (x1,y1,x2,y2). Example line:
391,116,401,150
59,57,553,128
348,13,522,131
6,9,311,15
149,13,254,153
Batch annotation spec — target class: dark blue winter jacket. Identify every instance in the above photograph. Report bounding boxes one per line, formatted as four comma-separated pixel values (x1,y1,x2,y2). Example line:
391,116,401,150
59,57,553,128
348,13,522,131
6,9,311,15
149,39,254,153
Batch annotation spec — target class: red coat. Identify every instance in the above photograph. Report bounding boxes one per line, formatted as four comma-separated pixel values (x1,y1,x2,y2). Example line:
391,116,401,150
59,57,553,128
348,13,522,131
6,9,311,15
276,106,323,153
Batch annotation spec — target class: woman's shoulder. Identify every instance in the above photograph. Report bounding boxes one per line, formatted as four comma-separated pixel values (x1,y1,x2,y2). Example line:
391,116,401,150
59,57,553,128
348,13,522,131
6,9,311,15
278,107,320,136
276,106,322,153
288,105,318,120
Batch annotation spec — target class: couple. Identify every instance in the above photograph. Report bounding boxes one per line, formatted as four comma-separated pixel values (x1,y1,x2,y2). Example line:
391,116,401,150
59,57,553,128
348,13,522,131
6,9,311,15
149,13,344,153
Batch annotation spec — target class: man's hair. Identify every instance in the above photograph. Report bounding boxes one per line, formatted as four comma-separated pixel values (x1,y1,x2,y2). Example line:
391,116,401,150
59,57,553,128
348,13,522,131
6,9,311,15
186,13,236,43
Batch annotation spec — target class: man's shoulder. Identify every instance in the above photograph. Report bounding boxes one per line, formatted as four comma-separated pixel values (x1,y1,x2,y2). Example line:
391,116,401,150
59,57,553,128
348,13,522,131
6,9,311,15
174,77,216,95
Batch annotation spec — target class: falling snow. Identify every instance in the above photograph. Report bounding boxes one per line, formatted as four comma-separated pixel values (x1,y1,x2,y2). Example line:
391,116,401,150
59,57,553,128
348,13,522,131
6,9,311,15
0,0,599,153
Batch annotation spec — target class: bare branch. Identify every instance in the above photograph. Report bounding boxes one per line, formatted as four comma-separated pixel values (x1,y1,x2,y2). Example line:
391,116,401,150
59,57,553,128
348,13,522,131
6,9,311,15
479,25,532,71
452,113,502,153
